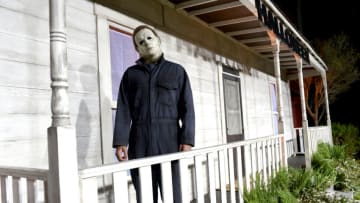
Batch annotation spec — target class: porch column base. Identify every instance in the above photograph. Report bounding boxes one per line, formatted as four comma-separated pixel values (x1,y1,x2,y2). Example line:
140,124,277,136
302,121,311,169
47,127,80,203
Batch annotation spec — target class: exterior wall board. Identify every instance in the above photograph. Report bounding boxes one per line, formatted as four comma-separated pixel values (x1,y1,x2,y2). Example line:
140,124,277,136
0,0,101,169
282,81,296,141
242,72,276,139
159,31,223,148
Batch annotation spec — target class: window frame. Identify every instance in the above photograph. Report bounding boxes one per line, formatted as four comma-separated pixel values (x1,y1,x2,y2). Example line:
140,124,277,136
95,4,143,165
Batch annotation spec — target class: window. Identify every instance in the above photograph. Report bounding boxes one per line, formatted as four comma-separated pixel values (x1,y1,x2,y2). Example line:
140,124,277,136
96,17,141,165
222,66,244,142
109,27,138,124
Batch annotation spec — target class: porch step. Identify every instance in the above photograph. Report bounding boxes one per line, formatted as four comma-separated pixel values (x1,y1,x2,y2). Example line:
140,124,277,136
287,153,305,169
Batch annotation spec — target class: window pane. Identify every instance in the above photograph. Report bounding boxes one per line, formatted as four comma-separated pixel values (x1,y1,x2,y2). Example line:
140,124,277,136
224,77,243,136
110,29,138,101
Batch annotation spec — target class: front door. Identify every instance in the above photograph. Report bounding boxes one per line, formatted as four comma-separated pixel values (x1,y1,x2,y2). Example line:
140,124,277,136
223,73,244,143
223,69,245,181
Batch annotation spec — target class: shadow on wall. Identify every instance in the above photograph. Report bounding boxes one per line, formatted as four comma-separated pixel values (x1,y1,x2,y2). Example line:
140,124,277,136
76,100,91,169
75,65,93,169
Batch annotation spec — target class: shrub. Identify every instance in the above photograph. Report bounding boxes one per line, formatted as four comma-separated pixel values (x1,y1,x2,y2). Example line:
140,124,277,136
332,123,360,158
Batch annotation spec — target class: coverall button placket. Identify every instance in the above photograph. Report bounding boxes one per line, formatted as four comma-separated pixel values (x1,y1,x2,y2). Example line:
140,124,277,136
148,64,158,155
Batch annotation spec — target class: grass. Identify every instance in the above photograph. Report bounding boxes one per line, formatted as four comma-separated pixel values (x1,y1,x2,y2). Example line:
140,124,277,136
243,143,360,202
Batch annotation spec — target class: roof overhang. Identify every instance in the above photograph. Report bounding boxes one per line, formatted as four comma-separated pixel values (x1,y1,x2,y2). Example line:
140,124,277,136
163,0,327,79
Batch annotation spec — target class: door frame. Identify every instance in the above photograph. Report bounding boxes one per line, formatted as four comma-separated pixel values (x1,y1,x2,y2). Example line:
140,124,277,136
221,65,245,143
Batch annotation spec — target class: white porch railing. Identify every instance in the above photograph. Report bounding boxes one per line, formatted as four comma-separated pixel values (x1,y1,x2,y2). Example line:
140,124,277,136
79,135,286,203
288,126,332,158
309,126,332,154
0,167,48,203
286,128,304,157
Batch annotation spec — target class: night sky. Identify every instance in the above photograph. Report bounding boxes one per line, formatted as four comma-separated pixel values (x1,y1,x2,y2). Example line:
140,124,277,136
271,0,360,129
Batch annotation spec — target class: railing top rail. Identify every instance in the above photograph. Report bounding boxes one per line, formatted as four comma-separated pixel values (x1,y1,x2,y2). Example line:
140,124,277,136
0,166,48,181
308,126,329,130
79,134,284,179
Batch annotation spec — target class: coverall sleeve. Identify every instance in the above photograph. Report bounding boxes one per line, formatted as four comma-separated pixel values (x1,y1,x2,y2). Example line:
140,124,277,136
179,69,195,146
113,71,132,148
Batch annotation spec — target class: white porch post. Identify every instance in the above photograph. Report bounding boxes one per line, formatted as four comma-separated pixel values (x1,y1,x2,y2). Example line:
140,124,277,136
295,56,311,168
321,72,333,145
271,37,284,134
269,34,287,167
48,0,80,202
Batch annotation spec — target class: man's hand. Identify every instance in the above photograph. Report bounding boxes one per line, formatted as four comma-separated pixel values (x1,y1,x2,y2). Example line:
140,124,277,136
179,144,192,152
115,146,128,161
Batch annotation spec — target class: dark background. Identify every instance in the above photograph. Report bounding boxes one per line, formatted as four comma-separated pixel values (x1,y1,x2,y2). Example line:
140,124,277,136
271,0,360,129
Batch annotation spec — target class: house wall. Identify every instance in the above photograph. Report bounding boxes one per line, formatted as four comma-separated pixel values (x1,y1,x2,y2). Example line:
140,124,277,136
0,0,295,170
0,0,102,169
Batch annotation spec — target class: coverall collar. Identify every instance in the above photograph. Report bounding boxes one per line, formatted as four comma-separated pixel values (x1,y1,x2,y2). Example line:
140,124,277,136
136,54,165,66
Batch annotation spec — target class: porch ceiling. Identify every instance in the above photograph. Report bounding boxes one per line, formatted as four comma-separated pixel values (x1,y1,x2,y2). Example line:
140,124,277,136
165,0,326,79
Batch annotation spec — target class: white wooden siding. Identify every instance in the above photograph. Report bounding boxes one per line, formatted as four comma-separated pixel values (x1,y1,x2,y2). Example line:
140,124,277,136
281,81,296,141
159,31,224,148
0,0,101,169
242,73,274,139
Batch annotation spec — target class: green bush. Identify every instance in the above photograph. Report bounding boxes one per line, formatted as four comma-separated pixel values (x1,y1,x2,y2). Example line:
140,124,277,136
332,123,360,158
244,143,360,202
244,171,297,203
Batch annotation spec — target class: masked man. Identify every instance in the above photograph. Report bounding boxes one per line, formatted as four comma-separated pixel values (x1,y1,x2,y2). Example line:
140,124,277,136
113,25,195,203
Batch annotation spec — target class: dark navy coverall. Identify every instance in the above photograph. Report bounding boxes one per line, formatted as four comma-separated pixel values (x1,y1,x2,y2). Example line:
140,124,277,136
113,55,195,203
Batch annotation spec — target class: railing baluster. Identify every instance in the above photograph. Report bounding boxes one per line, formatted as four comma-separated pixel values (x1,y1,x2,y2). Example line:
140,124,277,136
27,178,36,203
179,158,190,203
139,166,153,203
194,156,204,203
80,177,98,203
299,129,304,153
277,137,281,170
256,143,261,180
1,175,7,203
43,180,49,203
250,144,256,186
13,176,20,203
161,162,173,203
244,145,251,191
282,136,288,167
227,148,235,203
218,150,226,203
235,147,244,203
206,153,216,203
261,141,267,184
276,138,280,171
113,171,129,203
266,140,271,179
271,138,276,174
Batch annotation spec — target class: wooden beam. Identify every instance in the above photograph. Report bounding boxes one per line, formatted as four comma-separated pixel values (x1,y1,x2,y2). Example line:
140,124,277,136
286,69,320,80
175,0,217,9
189,1,242,15
279,57,295,62
251,44,287,51
239,37,269,44
209,16,257,27
263,52,294,58
282,65,297,69
226,27,266,36
281,61,297,66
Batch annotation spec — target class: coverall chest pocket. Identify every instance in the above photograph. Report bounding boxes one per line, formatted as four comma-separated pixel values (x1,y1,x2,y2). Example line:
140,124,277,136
157,81,178,106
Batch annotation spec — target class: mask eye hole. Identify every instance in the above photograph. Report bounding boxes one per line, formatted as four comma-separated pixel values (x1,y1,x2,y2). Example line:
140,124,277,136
147,36,152,40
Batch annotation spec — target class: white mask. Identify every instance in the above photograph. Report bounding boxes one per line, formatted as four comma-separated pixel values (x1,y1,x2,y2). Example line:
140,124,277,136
134,28,162,62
